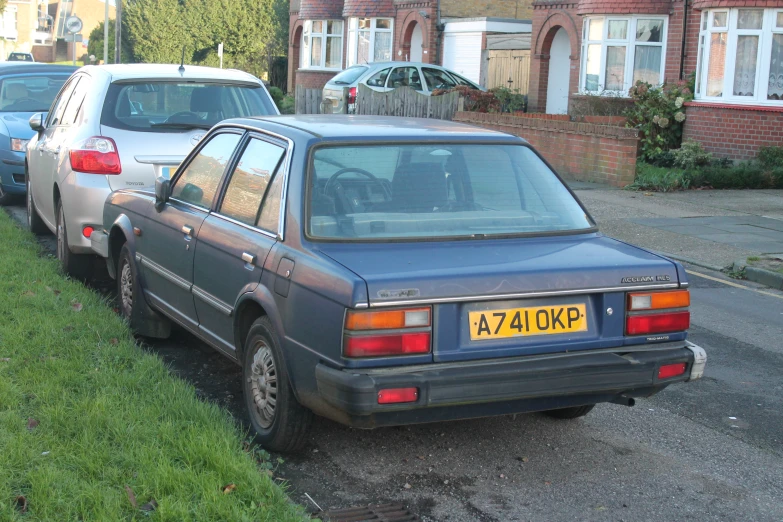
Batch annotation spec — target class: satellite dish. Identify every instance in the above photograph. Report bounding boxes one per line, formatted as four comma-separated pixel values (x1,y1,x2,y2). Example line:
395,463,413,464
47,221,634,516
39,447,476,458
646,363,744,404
65,15,83,34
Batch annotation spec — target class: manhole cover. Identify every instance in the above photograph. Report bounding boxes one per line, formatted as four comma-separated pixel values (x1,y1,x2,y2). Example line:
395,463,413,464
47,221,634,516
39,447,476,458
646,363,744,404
323,503,419,522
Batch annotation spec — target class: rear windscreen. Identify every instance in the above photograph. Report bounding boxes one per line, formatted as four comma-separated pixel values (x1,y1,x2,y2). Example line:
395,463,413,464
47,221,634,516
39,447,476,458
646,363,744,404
100,81,275,132
329,66,368,85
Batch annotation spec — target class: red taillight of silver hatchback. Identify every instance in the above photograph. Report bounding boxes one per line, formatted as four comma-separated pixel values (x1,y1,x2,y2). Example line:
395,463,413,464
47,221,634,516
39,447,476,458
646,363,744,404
69,137,122,175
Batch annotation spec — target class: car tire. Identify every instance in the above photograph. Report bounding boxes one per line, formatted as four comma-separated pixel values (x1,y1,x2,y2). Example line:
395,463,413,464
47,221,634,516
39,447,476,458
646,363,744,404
542,405,595,419
116,242,171,338
56,199,93,281
243,316,313,453
26,170,48,235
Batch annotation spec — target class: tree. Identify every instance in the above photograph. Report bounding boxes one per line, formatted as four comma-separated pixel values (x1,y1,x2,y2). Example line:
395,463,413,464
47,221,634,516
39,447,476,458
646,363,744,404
123,0,189,64
87,20,133,64
0,2,7,15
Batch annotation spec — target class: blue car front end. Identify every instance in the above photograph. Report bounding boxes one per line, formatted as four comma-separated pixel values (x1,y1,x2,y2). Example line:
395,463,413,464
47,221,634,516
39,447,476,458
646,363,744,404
0,113,36,197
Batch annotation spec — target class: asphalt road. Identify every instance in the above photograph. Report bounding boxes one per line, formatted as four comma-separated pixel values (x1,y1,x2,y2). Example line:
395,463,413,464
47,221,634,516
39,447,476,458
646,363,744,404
6,203,783,521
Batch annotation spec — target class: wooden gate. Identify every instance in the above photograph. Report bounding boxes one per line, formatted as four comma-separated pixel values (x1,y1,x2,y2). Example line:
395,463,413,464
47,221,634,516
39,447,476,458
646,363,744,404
486,50,530,94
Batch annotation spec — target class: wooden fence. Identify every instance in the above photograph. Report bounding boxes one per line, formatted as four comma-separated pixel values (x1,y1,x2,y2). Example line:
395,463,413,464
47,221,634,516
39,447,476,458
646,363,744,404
487,50,530,94
295,85,330,114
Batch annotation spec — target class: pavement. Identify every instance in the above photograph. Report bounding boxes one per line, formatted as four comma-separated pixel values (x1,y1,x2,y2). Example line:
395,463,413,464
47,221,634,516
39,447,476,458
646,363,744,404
569,181,783,271
6,187,783,521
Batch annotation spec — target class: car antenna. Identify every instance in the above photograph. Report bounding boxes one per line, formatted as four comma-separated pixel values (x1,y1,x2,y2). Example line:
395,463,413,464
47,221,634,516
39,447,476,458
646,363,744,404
178,46,186,74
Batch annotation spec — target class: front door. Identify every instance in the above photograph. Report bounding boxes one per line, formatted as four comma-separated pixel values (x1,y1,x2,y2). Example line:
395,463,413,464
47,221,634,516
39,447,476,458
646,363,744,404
139,131,243,329
192,134,288,355
546,28,571,115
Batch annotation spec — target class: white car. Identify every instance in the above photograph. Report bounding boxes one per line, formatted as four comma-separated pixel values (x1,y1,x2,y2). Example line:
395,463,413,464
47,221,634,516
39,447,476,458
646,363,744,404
25,63,279,279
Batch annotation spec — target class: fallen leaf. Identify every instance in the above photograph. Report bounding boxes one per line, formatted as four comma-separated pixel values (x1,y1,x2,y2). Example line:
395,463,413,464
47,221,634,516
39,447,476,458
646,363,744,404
644,192,654,196
0,358,10,362
222,483,237,494
242,441,251,452
22,291,35,297
71,301,83,312
14,495,27,513
41,451,50,456
544,481,552,486
26,418,39,431
139,499,158,512
109,338,119,345
45,286,61,296
516,456,529,463
124,485,138,509
417,455,425,460
403,483,412,489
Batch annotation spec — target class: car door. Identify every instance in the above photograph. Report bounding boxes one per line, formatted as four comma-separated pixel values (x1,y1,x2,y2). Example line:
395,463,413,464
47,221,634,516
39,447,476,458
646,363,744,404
421,66,458,94
386,66,426,94
30,74,80,225
364,67,392,92
192,133,289,356
138,130,243,330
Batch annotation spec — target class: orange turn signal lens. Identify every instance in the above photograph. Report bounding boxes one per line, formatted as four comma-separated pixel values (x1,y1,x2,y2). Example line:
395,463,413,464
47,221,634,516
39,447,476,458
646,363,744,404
627,290,690,311
345,308,431,331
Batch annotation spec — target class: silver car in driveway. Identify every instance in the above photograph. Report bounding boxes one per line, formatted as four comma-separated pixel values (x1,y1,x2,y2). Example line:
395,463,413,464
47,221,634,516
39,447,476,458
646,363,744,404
25,63,278,279
322,61,484,114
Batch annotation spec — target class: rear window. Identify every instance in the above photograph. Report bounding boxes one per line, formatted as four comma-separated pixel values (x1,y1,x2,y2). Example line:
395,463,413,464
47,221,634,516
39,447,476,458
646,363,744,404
100,81,274,132
329,66,368,85
308,144,594,240
0,74,70,112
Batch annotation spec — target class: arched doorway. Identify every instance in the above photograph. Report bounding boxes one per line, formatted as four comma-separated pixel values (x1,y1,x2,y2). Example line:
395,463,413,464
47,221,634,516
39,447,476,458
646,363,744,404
409,23,423,62
545,28,570,114
288,25,303,93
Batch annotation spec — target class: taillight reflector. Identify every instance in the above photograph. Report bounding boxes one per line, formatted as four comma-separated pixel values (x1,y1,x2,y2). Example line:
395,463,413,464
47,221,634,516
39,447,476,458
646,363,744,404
347,86,357,104
69,137,121,175
82,226,94,238
658,363,687,379
628,290,690,311
378,387,418,404
344,332,431,357
626,311,690,335
346,308,430,330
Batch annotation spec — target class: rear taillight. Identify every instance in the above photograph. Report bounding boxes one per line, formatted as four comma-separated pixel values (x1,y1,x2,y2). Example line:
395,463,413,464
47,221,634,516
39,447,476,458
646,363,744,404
347,86,357,105
69,137,121,175
344,307,431,358
626,290,690,336
378,387,418,404
658,363,687,379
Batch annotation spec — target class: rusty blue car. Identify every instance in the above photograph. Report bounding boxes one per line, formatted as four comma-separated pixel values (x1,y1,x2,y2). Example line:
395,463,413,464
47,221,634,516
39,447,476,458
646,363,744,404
93,115,706,452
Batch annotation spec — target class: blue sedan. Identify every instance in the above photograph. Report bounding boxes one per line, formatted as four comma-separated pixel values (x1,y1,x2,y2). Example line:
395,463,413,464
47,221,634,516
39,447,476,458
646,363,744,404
94,115,706,452
0,63,77,204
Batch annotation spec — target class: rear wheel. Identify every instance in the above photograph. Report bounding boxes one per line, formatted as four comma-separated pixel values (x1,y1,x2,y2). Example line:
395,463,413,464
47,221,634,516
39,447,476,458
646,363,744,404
116,243,171,338
543,405,595,419
243,317,313,453
26,170,48,235
56,199,93,281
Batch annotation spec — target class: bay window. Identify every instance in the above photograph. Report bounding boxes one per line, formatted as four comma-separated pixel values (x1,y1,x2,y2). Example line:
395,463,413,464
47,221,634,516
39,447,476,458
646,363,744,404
581,15,668,94
301,20,343,70
346,18,394,67
696,8,783,104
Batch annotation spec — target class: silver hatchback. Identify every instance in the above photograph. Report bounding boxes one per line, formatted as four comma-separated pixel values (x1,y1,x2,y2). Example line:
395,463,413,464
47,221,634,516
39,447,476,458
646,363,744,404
25,63,278,279
322,61,484,114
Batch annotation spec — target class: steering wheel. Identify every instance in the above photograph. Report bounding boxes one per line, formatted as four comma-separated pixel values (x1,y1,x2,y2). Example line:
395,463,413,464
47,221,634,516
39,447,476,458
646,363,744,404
324,168,391,213
165,111,202,123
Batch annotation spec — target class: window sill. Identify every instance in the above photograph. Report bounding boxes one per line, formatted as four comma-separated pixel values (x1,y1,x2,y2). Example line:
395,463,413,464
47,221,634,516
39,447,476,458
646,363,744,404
297,67,343,73
686,100,783,112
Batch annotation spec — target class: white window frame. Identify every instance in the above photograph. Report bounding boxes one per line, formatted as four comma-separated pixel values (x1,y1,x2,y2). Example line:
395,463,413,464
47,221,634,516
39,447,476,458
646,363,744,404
580,15,669,95
696,8,783,105
346,17,394,67
300,20,343,71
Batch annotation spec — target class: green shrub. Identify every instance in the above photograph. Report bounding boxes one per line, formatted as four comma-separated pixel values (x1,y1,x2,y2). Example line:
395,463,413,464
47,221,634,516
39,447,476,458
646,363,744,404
268,85,285,106
278,94,295,114
628,163,690,192
626,80,693,161
672,141,713,169
490,87,527,113
757,146,783,169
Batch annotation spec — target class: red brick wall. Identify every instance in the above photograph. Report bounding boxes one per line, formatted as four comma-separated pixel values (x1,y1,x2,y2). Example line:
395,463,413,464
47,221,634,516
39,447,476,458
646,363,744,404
683,103,783,161
577,0,671,15
299,0,344,19
294,70,338,90
343,0,395,17
395,4,438,64
453,112,640,186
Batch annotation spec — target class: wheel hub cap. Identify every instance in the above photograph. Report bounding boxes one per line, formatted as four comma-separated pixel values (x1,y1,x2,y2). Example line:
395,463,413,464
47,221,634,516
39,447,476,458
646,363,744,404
120,261,133,315
250,343,277,429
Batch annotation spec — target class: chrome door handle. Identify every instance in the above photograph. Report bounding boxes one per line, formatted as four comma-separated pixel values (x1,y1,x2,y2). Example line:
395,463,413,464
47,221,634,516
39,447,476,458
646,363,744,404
52,146,60,156
241,252,256,264
181,225,194,236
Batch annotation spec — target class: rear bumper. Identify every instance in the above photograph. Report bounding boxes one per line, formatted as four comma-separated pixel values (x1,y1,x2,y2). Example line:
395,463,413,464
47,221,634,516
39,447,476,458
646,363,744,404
314,341,705,428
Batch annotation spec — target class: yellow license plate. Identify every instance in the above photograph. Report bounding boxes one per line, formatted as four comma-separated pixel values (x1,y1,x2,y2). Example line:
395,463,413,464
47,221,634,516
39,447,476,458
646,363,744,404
469,304,588,341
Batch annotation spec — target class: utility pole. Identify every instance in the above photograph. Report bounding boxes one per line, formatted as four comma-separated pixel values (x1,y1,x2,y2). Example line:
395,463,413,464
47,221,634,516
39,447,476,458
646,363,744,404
114,0,122,64
103,0,109,64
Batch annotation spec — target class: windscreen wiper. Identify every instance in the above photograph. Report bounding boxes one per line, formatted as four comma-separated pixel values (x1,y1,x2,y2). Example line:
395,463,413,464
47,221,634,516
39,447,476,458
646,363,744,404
150,122,212,130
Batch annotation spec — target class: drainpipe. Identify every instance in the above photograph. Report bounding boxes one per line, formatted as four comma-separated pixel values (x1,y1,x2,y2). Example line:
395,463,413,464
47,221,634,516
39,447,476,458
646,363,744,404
436,0,443,65
679,0,689,80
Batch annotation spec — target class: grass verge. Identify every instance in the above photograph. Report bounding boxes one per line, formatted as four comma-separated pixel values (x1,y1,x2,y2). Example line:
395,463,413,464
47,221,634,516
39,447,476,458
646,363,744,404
0,210,304,520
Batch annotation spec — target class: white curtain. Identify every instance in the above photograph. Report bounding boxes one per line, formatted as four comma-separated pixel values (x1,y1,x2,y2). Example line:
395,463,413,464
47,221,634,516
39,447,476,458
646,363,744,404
769,34,783,100
605,46,626,90
633,45,662,85
733,35,759,96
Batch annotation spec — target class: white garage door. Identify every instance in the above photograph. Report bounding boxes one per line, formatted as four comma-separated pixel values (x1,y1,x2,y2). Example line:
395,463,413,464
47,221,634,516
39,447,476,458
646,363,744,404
443,32,482,84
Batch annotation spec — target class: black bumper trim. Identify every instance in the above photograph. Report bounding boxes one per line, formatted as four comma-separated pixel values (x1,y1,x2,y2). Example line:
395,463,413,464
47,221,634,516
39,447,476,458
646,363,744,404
2,158,25,166
315,344,693,420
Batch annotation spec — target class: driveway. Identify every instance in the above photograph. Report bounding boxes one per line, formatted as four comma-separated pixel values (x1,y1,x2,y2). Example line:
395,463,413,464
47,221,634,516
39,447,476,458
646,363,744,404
6,198,783,521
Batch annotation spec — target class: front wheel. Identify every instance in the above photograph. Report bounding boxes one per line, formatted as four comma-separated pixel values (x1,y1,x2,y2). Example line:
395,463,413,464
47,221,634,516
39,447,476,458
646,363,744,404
55,199,93,281
242,317,313,453
542,405,595,419
26,170,48,235
116,243,171,338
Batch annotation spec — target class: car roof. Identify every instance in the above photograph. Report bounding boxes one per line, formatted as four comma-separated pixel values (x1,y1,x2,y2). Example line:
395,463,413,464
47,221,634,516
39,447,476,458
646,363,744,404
223,115,523,142
0,63,78,75
86,63,261,83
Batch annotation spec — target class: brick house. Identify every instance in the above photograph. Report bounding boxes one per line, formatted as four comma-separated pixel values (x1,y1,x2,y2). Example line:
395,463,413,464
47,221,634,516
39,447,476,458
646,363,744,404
527,0,783,160
288,0,535,93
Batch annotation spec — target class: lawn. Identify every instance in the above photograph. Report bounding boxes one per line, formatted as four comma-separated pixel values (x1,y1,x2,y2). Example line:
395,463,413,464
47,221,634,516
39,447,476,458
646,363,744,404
0,210,305,520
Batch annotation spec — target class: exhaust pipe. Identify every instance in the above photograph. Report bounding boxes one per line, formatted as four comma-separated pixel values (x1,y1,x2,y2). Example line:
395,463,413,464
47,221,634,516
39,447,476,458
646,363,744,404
611,396,636,407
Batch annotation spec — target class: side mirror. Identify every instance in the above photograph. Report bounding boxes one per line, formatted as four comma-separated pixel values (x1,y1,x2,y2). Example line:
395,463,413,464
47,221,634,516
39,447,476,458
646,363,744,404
154,176,170,209
29,113,44,133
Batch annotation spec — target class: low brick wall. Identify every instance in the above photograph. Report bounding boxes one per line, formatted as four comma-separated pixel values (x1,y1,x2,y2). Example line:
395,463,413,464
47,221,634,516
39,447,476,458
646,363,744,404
453,112,639,187
683,102,783,161
292,70,336,91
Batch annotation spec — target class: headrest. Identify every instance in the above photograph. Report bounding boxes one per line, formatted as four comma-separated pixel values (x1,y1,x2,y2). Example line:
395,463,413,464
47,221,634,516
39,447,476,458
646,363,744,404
6,83,28,100
190,86,223,112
